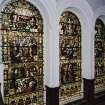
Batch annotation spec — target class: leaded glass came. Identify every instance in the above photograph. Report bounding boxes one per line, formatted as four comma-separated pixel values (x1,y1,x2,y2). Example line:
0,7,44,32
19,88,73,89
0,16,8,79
59,11,81,102
95,19,105,91
0,0,44,105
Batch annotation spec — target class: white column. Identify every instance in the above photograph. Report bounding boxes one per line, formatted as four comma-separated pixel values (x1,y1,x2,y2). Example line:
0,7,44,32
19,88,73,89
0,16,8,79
90,30,96,79
45,1,60,88
82,27,95,80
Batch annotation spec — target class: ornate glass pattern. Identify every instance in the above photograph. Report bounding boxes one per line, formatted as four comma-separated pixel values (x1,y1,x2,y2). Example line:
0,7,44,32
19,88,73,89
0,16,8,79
95,19,105,91
59,11,81,101
0,0,44,105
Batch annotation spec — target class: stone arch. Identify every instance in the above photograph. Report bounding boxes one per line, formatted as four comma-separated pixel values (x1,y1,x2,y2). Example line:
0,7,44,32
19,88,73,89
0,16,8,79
57,0,94,104
0,1,51,105
57,0,94,80
94,9,105,93
91,5,105,93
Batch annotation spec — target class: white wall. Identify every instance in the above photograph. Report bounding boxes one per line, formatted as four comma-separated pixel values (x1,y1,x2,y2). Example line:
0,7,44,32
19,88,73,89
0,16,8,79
87,0,105,10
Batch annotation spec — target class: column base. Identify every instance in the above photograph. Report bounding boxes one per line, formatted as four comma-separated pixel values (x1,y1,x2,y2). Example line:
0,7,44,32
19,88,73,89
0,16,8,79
83,78,95,105
46,86,59,105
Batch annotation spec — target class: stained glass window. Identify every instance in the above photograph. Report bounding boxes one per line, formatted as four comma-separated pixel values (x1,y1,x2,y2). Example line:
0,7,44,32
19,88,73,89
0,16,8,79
59,11,81,102
95,19,105,91
0,0,44,105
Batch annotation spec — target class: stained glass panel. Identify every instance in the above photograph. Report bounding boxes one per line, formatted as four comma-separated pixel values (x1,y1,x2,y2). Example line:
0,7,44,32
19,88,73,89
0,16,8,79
95,19,105,91
59,11,81,102
0,0,44,105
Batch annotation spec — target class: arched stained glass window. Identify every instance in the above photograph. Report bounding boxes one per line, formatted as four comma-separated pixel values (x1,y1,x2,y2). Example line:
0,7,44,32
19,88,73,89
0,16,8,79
95,19,105,91
59,11,81,102
0,0,44,105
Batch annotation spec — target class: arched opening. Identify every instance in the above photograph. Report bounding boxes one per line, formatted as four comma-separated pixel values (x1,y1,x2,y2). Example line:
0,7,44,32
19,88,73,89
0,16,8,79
0,0,44,105
95,18,105,92
59,11,81,102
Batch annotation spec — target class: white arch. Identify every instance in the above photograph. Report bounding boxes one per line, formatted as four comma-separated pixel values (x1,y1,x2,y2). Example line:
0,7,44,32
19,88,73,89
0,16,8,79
0,0,54,100
92,6,105,37
28,0,60,88
57,0,95,104
90,6,105,84
92,6,105,93
29,0,60,88
57,0,94,81
94,6,105,23
93,6,105,34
